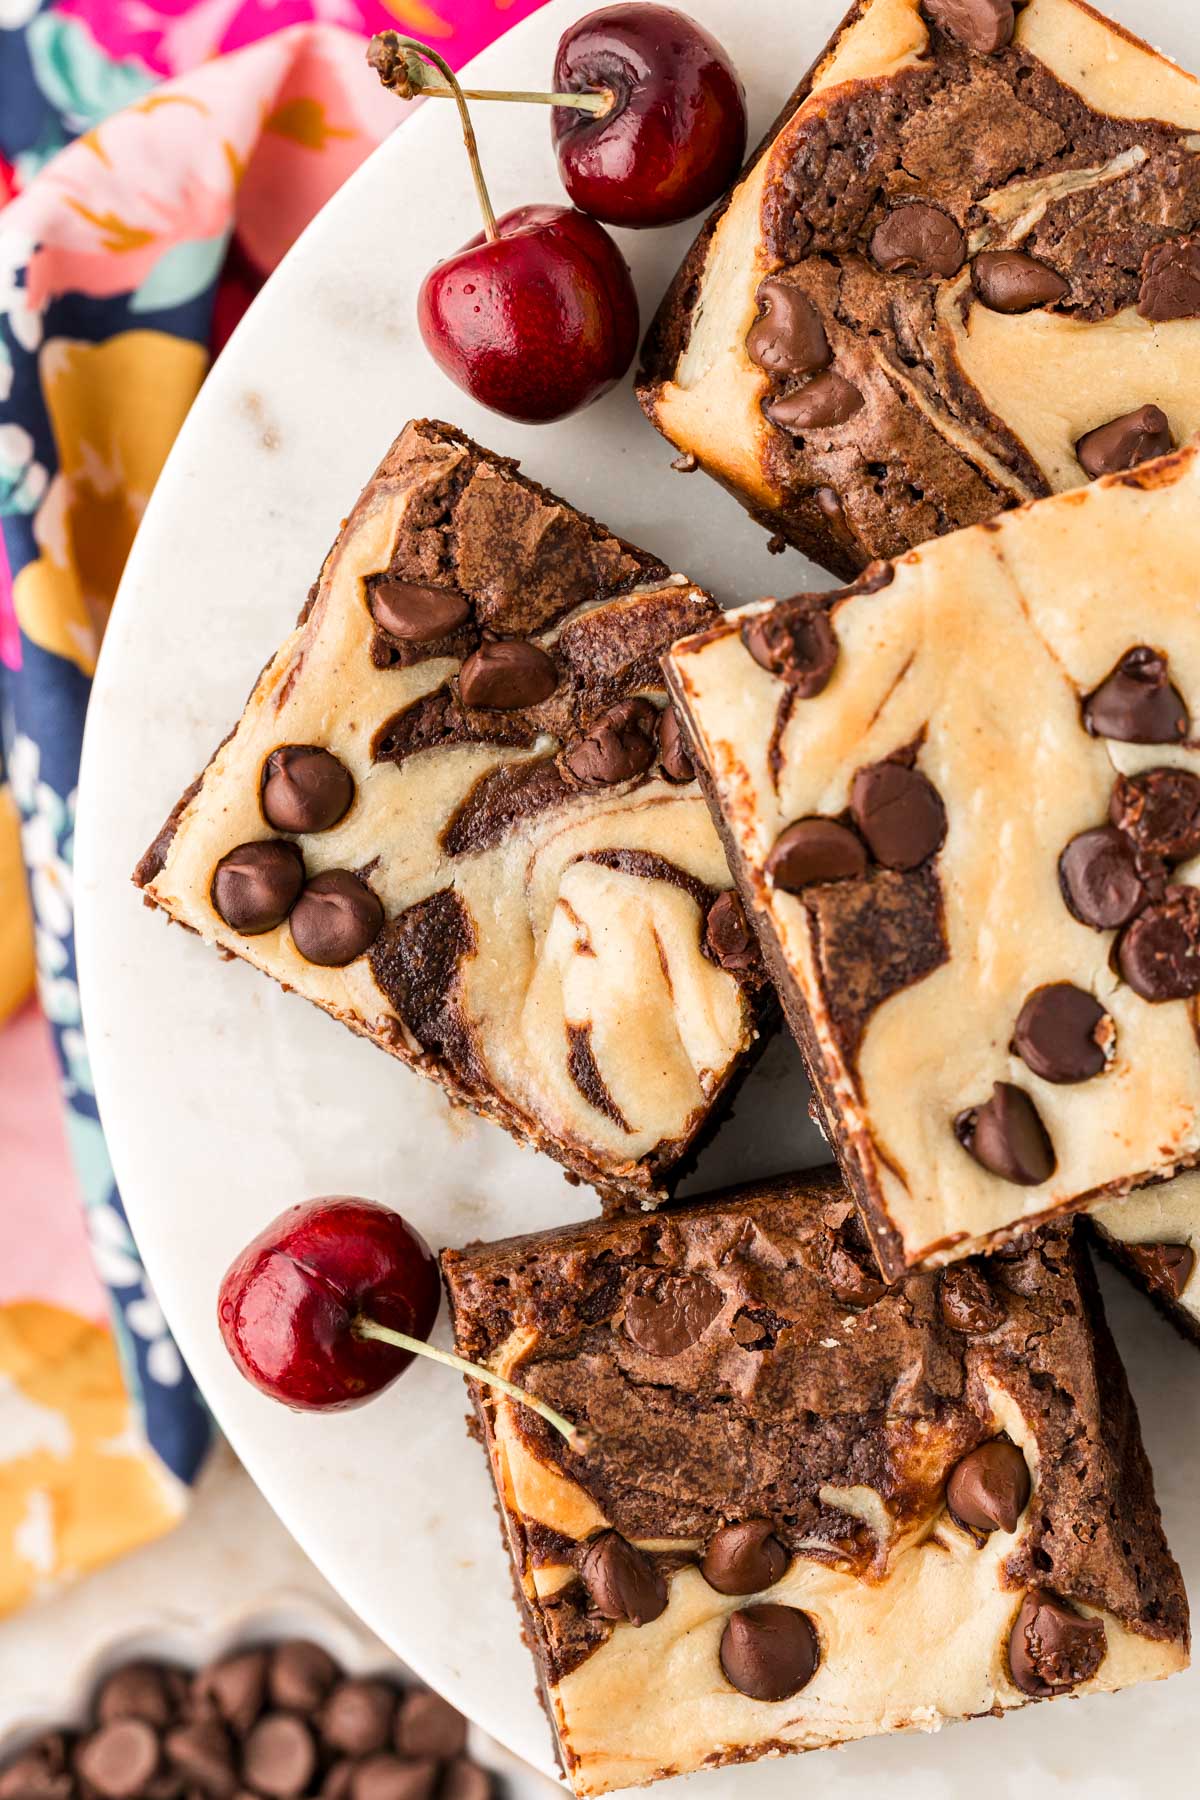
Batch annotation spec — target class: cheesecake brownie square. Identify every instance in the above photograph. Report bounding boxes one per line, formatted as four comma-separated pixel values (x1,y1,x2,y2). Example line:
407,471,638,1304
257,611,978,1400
665,443,1200,1278
1092,1174,1200,1347
442,1172,1188,1796
638,0,1200,578
134,420,768,1207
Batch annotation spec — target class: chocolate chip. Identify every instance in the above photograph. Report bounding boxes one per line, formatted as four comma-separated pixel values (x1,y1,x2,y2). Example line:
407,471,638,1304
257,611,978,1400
1124,1242,1196,1299
743,601,838,695
1076,406,1172,480
439,1763,490,1800
564,698,658,787
826,1243,888,1308
719,1605,819,1701
767,371,864,431
1083,647,1188,745
625,1273,724,1357
938,1265,1005,1333
923,0,1015,53
97,1665,176,1729
1118,887,1200,1001
290,870,383,966
579,1530,667,1625
1138,235,1200,321
242,1718,316,1799
350,1757,437,1800
162,1722,235,1800
702,1521,790,1596
956,1083,1056,1185
745,280,831,377
0,1739,71,1800
657,706,694,783
370,581,470,643
1008,1591,1106,1696
1058,827,1152,930
194,1653,267,1738
766,819,867,891
394,1692,466,1762
972,251,1068,313
947,1439,1031,1534
76,1725,160,1800
816,486,847,528
1013,983,1110,1084
211,840,305,934
705,891,758,972
458,640,557,710
850,761,946,870
319,1683,395,1758
323,1763,355,1800
870,203,966,278
1110,768,1200,862
267,1643,338,1713
261,747,354,835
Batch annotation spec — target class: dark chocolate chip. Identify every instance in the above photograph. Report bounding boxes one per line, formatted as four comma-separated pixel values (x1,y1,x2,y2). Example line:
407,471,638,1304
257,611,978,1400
261,747,354,835
267,1643,338,1713
826,1243,888,1308
1076,406,1172,480
1118,887,1200,1001
850,761,946,870
719,1605,819,1701
702,1521,790,1596
1110,768,1200,862
745,280,831,378
76,1724,160,1799
765,819,867,892
657,706,694,783
705,891,758,972
938,1265,1005,1333
956,1083,1056,1185
870,203,966,278
394,1692,467,1762
350,1757,437,1800
193,1652,267,1738
242,1717,316,1800
923,0,1015,53
1138,235,1200,322
624,1273,725,1357
1058,827,1151,930
290,870,383,966
947,1439,1031,1534
1123,1242,1196,1299
767,371,864,430
319,1682,395,1758
458,640,557,710
210,839,305,935
97,1665,176,1729
743,601,838,696
439,1763,490,1800
370,581,470,643
1013,983,1111,1084
323,1762,355,1800
1008,1590,1106,1696
579,1530,668,1625
816,486,847,528
1083,647,1188,745
163,1722,235,1800
972,251,1069,313
564,698,658,787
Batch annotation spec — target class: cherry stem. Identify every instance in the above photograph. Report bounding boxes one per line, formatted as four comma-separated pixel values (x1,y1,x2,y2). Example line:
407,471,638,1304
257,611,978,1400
368,31,613,118
369,34,500,242
353,1315,589,1453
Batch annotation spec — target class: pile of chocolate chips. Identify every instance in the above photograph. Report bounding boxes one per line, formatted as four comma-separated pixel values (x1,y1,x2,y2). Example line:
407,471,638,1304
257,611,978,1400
0,1641,492,1800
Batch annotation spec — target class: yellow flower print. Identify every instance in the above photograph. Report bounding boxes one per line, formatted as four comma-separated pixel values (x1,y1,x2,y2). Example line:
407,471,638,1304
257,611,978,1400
0,1302,184,1615
13,331,207,676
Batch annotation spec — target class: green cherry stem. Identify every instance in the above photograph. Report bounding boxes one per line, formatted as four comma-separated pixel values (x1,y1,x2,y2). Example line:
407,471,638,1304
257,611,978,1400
353,1315,589,1453
369,34,501,241
368,31,612,119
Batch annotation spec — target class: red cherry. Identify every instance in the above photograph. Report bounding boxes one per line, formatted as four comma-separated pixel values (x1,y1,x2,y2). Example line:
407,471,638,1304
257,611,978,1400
418,203,639,422
552,4,747,230
217,1198,440,1412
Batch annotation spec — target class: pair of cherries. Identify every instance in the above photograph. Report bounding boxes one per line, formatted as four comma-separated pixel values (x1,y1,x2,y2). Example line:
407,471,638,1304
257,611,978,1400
369,5,747,424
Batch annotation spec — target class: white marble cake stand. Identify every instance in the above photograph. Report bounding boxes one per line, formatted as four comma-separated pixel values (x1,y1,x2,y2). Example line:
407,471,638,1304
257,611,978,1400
77,0,1200,1793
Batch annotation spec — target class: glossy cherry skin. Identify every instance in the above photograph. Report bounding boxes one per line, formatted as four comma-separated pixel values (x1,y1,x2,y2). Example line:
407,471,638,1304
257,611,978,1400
418,203,638,423
552,4,747,229
218,1197,441,1411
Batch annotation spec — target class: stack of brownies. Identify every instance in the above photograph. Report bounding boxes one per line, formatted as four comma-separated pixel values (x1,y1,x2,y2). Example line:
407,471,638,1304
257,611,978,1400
137,0,1200,1792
